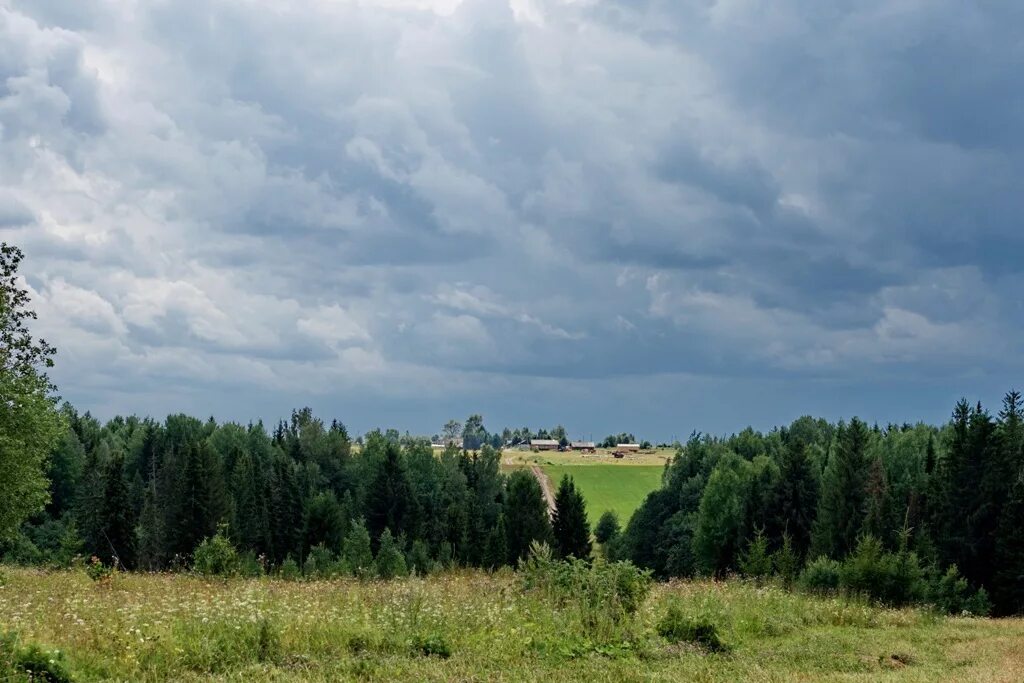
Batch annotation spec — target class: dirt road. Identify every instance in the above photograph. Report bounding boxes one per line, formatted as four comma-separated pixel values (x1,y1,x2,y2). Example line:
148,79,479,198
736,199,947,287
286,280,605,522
530,465,556,517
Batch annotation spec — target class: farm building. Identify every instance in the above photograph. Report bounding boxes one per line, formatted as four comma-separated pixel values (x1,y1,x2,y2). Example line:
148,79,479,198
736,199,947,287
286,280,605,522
530,439,560,451
616,443,640,451
570,441,596,452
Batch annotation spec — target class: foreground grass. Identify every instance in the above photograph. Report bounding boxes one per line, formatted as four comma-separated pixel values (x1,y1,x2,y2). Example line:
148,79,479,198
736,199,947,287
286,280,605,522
542,464,664,523
2,567,1022,682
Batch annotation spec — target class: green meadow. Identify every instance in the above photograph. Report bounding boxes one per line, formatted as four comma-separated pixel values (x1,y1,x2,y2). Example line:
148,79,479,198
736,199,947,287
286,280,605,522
2,567,1022,682
542,464,664,524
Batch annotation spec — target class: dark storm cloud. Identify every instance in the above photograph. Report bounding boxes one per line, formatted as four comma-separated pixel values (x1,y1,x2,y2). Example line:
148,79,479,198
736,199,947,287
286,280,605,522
1,0,1022,436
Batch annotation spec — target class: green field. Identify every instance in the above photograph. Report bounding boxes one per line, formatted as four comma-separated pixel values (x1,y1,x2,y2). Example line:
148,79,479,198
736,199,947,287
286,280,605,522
543,464,663,525
2,567,1022,681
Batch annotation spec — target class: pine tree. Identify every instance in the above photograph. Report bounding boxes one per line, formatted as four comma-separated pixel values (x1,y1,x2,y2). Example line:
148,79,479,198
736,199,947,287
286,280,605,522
810,418,870,559
551,475,592,560
503,470,551,563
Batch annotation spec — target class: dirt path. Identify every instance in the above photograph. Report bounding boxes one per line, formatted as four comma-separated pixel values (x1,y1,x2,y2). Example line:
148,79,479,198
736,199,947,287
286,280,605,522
530,465,556,517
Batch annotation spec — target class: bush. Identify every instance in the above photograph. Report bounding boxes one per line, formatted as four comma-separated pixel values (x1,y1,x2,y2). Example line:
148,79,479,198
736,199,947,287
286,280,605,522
772,533,800,588
375,528,408,580
303,544,339,579
342,519,374,578
594,511,621,546
656,604,728,653
837,535,925,607
928,565,991,616
192,527,239,577
520,541,652,641
84,556,113,583
279,556,301,581
237,551,266,578
1,631,73,683
801,556,841,593
738,529,772,581
412,633,452,659
406,539,431,576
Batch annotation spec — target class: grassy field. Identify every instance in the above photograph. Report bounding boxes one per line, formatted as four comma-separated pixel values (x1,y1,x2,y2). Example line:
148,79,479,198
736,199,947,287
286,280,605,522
542,464,664,524
2,566,1023,681
501,448,671,525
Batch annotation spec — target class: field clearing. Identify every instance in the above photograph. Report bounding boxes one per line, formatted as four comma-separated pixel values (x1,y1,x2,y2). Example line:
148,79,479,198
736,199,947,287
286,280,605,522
542,464,664,524
2,567,1023,682
502,447,675,469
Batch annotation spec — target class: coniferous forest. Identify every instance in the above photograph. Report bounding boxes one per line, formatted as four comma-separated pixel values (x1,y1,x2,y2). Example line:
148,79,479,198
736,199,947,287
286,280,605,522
2,395,1022,616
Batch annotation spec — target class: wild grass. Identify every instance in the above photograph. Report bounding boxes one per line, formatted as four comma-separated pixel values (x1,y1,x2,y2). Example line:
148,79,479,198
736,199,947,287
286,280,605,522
1,566,1022,681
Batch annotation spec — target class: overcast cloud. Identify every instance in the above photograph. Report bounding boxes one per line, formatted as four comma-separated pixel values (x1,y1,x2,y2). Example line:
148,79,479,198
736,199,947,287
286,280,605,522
2,0,1022,439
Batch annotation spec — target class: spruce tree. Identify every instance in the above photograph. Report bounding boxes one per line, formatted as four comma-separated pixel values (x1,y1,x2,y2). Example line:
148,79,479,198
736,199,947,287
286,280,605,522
482,513,509,570
136,475,165,570
863,456,894,548
374,528,408,579
268,455,303,564
594,510,621,546
992,474,1024,615
97,453,137,569
341,518,374,577
366,442,416,546
766,438,818,560
503,470,551,563
551,475,591,560
810,418,870,559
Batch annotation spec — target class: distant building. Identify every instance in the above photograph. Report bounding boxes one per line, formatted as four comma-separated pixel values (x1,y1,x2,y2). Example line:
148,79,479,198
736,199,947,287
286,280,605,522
570,441,596,452
530,439,560,451
616,443,640,451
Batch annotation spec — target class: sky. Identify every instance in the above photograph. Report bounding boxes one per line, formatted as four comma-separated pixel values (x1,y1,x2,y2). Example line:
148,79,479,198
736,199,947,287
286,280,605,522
1,0,1023,441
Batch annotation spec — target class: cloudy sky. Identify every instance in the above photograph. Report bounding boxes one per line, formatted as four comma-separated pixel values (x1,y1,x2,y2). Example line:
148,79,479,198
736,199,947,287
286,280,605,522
2,0,1022,440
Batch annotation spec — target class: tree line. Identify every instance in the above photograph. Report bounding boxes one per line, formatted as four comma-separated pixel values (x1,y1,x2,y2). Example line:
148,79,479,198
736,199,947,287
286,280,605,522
608,401,1024,616
8,408,597,577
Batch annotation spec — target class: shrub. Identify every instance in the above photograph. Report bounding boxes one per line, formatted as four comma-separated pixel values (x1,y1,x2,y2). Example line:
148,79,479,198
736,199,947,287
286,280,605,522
837,535,925,607
192,527,239,577
520,541,652,641
279,556,301,581
738,529,772,581
656,604,728,653
594,511,621,546
85,556,113,583
412,633,452,659
342,519,374,578
237,552,266,578
1,631,73,683
928,565,991,616
801,556,841,593
375,528,408,579
406,539,431,576
772,533,800,588
304,544,339,579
